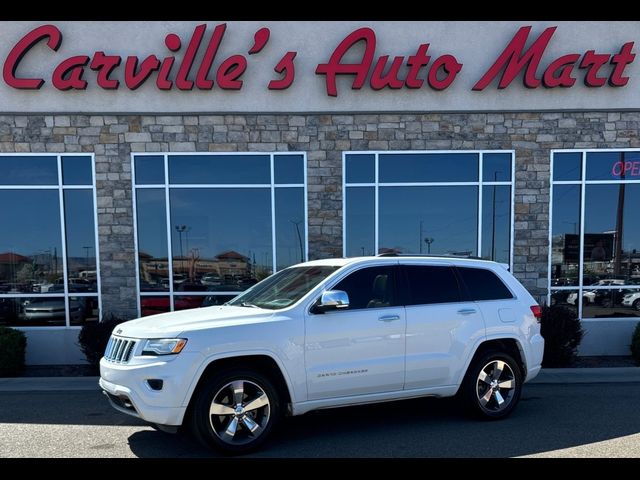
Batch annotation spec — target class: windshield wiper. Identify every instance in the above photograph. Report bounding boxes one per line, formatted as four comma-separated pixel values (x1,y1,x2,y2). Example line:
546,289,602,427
240,302,260,308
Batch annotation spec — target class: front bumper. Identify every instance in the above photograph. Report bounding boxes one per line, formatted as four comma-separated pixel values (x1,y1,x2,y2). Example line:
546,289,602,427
99,351,204,426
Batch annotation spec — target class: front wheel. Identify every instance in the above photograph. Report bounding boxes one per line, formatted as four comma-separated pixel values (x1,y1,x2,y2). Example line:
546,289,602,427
460,351,523,420
633,299,640,312
189,369,282,455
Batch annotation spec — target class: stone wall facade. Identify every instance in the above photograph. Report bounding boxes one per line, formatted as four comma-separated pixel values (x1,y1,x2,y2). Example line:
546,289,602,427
2,111,638,319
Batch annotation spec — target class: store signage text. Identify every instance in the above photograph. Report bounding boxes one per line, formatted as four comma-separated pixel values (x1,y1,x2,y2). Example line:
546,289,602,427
612,160,640,177
1,23,636,96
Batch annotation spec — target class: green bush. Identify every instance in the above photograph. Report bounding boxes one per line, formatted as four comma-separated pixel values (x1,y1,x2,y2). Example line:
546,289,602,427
77,314,129,367
631,322,640,364
0,326,27,377
540,305,584,367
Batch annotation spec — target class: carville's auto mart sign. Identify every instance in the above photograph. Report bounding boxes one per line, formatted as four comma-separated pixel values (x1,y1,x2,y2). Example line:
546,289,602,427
1,21,639,113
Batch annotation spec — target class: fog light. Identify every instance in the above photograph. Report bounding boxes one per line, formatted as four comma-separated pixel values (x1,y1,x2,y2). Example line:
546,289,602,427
146,379,164,391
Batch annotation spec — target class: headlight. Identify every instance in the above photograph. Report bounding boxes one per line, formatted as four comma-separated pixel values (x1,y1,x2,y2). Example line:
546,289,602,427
141,338,187,356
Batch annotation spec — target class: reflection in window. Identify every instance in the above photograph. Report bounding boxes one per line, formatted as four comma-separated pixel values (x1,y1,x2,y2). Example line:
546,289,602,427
379,186,478,256
0,154,100,328
344,151,514,264
134,153,307,315
550,150,640,320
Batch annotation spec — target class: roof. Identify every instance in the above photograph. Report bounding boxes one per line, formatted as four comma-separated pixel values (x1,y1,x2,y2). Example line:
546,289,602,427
0,252,30,263
296,255,507,270
215,251,249,261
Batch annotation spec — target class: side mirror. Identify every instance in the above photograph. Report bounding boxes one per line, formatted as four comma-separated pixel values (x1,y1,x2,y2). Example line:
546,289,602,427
316,290,350,312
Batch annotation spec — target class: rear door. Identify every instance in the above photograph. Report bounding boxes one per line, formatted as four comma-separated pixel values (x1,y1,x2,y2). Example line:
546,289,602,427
402,263,485,389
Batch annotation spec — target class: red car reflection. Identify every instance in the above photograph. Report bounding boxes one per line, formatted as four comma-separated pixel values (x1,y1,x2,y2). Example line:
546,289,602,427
140,296,204,317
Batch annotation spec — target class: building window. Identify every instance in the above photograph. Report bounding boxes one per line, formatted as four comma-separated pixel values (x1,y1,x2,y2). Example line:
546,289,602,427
549,150,640,319
343,151,514,266
0,154,100,327
132,153,307,316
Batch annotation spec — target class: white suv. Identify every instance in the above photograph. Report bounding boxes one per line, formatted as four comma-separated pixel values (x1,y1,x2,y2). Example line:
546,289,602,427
100,255,544,454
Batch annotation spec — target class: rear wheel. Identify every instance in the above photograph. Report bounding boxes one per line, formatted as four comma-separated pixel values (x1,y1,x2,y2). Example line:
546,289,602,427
189,368,282,455
460,350,522,420
633,299,640,312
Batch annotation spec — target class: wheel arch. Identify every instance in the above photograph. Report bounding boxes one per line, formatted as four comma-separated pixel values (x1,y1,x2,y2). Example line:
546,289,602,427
183,352,295,422
456,337,527,393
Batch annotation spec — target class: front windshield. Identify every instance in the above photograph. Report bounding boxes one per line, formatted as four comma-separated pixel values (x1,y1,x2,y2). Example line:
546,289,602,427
226,265,340,310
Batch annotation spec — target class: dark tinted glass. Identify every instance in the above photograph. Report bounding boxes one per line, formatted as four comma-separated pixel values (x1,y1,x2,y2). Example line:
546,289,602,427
379,153,478,183
584,184,640,284
134,155,165,185
140,296,170,317
345,154,375,183
379,186,478,255
168,154,270,184
457,267,513,301
553,152,582,181
551,185,581,286
0,190,62,293
135,189,169,292
62,156,92,185
483,153,511,182
404,265,460,306
275,188,305,270
9,296,66,326
345,187,375,257
169,188,273,288
0,156,58,185
582,288,640,318
69,296,99,325
274,155,304,184
63,190,97,292
333,266,396,310
481,185,511,264
586,151,640,181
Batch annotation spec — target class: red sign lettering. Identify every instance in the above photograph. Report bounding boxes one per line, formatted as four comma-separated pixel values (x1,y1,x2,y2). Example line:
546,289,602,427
612,161,640,177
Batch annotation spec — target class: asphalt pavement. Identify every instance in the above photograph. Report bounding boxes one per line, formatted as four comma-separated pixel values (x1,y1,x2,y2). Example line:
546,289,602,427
0,368,639,458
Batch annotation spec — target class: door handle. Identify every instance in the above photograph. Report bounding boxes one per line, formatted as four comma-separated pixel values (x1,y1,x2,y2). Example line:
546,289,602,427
457,308,477,315
378,315,400,322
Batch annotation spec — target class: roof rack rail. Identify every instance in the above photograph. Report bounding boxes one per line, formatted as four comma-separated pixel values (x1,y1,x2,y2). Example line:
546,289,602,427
377,253,486,260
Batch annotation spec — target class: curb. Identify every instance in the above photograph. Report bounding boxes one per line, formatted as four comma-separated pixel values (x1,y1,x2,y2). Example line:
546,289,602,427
0,367,639,392
529,367,640,384
0,377,100,392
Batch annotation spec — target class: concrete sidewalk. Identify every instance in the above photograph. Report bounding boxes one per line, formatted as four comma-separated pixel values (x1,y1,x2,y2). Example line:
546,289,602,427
0,367,639,392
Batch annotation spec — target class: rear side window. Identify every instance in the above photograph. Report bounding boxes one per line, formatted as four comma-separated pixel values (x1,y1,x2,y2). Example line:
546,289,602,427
404,265,460,306
457,267,514,301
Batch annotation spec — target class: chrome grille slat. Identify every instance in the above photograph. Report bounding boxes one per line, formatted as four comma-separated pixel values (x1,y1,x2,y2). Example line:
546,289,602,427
104,335,137,364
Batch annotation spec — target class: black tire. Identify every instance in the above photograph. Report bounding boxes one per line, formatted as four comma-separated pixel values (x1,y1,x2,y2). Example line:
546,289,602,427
460,350,522,420
189,368,282,455
633,299,640,312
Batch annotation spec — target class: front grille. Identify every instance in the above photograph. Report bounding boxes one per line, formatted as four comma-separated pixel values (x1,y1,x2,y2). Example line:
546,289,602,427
104,336,136,364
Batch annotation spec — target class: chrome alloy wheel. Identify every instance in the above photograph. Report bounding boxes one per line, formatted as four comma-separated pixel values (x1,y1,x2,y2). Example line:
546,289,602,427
475,360,516,413
209,379,271,446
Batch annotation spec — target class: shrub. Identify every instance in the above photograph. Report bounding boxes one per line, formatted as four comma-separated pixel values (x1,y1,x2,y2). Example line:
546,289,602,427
540,304,584,367
631,322,640,364
0,326,27,377
77,314,129,367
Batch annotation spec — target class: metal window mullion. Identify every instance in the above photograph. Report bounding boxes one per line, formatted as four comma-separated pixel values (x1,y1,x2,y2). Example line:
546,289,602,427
270,154,277,273
342,152,346,257
164,154,174,311
509,152,515,273
374,153,379,255
303,153,308,262
578,151,587,320
477,152,483,258
548,152,555,306
56,156,70,328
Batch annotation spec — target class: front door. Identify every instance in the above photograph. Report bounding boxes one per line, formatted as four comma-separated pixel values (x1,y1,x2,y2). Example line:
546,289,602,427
304,264,406,400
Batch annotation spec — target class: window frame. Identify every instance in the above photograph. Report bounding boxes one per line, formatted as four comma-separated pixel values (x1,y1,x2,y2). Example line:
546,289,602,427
0,153,101,330
549,148,640,321
131,152,308,317
342,150,515,269
327,264,401,311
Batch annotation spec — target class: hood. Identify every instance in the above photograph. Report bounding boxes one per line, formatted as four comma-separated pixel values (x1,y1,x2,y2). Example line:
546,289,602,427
115,305,275,338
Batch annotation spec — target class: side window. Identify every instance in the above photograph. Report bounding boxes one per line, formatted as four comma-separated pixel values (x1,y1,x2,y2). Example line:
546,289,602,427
457,267,514,301
404,265,460,306
333,266,397,310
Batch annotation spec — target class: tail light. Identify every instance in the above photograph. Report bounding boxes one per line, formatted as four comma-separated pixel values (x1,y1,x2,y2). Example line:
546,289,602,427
530,305,542,319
